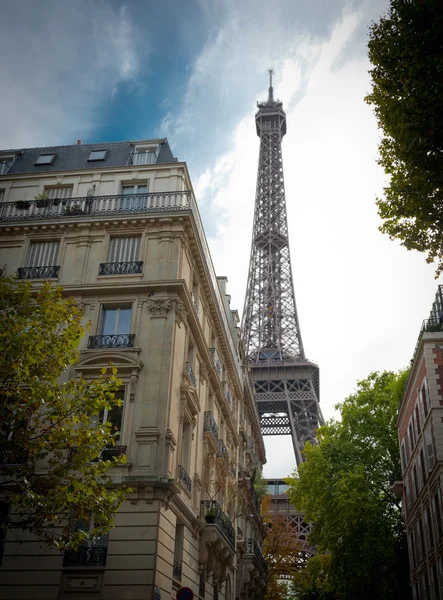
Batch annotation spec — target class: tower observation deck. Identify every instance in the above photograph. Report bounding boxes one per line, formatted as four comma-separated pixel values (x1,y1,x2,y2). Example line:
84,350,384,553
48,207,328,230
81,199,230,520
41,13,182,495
241,71,324,465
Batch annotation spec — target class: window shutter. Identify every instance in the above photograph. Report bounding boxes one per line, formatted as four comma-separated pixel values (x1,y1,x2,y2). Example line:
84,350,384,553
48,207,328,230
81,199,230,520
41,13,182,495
109,237,140,263
423,509,430,552
416,521,422,562
417,460,423,493
28,241,59,266
411,468,417,503
419,391,426,428
425,428,435,472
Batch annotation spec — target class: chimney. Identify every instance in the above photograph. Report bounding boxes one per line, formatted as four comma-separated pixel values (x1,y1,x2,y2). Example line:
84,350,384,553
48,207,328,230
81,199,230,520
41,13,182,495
77,140,81,145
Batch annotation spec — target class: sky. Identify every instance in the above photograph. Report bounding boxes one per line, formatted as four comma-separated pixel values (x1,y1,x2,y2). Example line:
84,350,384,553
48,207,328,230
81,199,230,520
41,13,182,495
1,0,441,478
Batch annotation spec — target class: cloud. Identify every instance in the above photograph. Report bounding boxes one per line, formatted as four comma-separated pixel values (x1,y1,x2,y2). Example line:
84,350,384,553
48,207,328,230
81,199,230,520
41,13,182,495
0,0,140,148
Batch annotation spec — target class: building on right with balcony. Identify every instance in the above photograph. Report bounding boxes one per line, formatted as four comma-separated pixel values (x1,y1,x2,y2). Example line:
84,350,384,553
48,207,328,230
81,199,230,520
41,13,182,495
398,285,443,599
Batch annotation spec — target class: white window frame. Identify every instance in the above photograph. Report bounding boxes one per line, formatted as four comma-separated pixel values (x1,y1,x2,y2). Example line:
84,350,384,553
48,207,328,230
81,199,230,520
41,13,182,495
35,154,55,165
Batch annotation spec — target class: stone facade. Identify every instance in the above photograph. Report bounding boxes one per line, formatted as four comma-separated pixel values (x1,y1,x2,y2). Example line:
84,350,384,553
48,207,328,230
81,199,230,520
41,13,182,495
0,140,267,600
398,288,443,600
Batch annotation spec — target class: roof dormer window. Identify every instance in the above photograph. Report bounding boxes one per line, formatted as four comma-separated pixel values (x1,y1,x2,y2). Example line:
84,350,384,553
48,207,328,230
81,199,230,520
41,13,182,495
88,149,108,161
35,154,56,165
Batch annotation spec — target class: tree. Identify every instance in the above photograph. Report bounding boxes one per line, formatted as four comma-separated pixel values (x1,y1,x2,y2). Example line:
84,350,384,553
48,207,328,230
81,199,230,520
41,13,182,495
290,554,336,600
286,371,411,600
0,277,128,549
365,0,443,275
262,495,304,600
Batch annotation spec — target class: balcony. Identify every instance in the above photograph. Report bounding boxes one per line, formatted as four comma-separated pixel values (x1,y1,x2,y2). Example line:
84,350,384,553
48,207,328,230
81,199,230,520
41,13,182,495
209,348,222,376
173,560,182,581
100,445,126,461
17,265,60,279
200,500,235,550
0,191,191,222
185,362,197,387
246,437,259,466
245,538,268,575
63,546,107,567
222,381,232,407
99,261,143,276
217,439,228,459
87,334,135,349
177,464,192,494
203,411,218,443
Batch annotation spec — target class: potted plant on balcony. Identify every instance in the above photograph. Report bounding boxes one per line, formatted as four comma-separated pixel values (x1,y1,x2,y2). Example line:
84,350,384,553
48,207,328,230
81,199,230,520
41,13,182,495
15,200,30,211
64,203,84,215
35,192,50,208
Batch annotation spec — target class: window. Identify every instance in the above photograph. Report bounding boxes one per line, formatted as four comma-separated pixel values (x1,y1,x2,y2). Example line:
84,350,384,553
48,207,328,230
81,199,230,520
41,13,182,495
173,523,184,581
88,149,108,161
108,237,140,263
98,390,125,445
130,145,158,165
433,491,443,540
0,190,4,202
45,186,73,200
101,307,132,335
63,517,108,567
424,427,435,472
35,154,55,165
0,503,10,567
121,184,148,210
18,241,60,279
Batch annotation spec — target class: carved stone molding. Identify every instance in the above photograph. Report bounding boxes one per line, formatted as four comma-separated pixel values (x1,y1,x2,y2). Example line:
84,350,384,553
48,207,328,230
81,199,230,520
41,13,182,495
175,299,188,328
199,362,209,383
147,298,172,318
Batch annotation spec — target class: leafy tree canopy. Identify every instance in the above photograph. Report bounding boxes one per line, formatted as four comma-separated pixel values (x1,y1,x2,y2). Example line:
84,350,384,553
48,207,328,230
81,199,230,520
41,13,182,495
366,0,443,275
286,371,411,600
0,278,127,549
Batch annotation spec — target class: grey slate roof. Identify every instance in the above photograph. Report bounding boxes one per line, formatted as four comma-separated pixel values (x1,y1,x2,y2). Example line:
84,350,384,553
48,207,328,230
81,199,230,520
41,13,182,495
1,139,177,176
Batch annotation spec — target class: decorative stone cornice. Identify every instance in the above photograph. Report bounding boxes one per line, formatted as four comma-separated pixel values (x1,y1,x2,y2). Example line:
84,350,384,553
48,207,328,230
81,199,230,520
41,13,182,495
147,298,172,318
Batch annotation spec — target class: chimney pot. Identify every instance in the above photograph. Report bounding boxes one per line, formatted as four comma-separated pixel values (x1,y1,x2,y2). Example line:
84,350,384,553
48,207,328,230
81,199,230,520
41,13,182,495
77,140,81,145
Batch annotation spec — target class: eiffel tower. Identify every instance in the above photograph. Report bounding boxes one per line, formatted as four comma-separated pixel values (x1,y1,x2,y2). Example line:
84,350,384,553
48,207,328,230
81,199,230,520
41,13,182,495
241,71,324,465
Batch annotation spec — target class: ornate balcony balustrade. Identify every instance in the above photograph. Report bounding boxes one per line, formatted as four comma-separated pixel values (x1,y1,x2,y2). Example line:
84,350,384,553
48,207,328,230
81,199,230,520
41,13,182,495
191,292,199,315
63,546,107,567
100,445,127,461
185,362,197,387
17,265,60,279
245,538,267,574
217,439,228,459
173,560,182,581
209,348,222,376
203,411,218,442
0,191,191,222
178,464,192,493
99,261,143,275
200,501,235,550
88,334,135,349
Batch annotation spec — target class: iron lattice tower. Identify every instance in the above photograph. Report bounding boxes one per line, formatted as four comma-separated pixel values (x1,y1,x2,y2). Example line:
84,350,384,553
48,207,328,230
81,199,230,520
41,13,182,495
241,71,324,465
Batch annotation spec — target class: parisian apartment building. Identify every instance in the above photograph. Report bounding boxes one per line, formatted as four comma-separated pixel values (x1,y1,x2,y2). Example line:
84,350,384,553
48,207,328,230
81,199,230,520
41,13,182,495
0,140,267,600
398,285,443,600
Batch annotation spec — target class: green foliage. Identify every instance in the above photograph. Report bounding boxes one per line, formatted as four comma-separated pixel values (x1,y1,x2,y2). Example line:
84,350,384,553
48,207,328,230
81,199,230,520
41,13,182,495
366,0,443,275
0,277,128,549
290,554,336,600
253,466,269,502
286,371,411,600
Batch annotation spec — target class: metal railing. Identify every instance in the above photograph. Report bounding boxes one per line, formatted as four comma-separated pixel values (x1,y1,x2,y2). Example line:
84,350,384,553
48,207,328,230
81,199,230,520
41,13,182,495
17,265,60,279
0,191,191,221
178,464,192,493
173,560,182,581
63,546,107,567
185,362,197,387
88,334,135,349
203,411,218,441
99,261,143,275
200,500,235,549
209,348,222,376
127,152,157,166
100,445,127,461
245,538,267,574
222,381,232,406
246,437,259,466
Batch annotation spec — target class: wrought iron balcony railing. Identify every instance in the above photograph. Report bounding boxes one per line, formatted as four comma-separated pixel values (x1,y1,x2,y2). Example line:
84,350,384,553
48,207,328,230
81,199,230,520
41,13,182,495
0,191,191,222
245,538,268,574
100,445,127,461
217,439,228,459
209,348,222,376
200,501,235,550
173,560,182,581
88,334,135,349
99,261,143,275
63,546,107,567
178,464,192,493
17,265,60,279
185,362,197,387
203,411,218,442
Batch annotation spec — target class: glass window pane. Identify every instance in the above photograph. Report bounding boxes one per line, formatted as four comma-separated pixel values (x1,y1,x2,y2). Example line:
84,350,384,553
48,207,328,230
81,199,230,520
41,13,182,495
122,186,135,195
136,185,147,194
108,405,123,442
102,309,117,335
116,308,131,333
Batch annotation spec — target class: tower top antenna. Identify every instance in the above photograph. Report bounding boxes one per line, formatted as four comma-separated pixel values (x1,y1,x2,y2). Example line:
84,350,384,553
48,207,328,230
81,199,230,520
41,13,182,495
268,68,274,102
